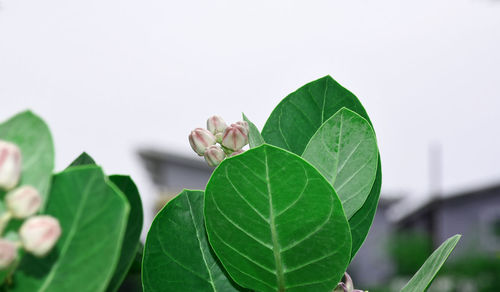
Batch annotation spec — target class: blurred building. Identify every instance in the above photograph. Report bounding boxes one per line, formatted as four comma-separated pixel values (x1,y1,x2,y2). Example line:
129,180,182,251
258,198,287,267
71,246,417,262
138,148,212,211
396,184,500,257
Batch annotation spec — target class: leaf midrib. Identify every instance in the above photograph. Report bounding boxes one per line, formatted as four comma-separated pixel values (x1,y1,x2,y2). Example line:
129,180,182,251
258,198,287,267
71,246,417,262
185,193,217,292
264,148,285,292
38,172,97,292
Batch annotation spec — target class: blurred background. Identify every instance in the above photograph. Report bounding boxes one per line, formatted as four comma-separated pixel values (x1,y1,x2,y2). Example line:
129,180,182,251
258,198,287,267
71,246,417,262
1,0,499,291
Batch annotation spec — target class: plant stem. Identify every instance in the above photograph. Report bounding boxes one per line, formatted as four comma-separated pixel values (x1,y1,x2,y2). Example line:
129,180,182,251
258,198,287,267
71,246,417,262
0,211,12,235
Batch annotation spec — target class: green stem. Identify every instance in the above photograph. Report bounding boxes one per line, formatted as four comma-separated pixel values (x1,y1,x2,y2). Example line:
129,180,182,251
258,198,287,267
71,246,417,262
0,211,12,235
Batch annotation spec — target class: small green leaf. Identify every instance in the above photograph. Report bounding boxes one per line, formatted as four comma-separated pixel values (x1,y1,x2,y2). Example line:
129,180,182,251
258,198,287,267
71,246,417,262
204,144,351,292
68,152,96,168
106,175,143,292
401,234,461,292
302,108,378,219
0,111,54,208
10,165,130,292
262,76,370,156
142,190,246,292
242,113,265,148
348,158,382,260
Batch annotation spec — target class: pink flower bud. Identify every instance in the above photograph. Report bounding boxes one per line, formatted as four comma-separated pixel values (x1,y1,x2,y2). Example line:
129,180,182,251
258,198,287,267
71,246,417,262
0,239,17,269
204,145,226,167
6,186,42,219
221,123,249,151
188,128,216,156
20,215,61,257
0,141,22,191
229,149,245,157
207,115,227,135
235,121,249,135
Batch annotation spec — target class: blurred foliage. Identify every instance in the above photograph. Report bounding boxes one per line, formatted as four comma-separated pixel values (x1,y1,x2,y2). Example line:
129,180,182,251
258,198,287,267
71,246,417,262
389,231,433,276
440,253,500,292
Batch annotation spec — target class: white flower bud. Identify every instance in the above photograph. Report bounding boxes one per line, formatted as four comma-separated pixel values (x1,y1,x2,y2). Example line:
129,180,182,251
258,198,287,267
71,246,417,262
188,128,216,156
20,215,61,257
221,123,249,151
204,145,226,167
0,141,22,191
207,115,227,135
6,186,42,219
0,239,17,269
229,149,244,157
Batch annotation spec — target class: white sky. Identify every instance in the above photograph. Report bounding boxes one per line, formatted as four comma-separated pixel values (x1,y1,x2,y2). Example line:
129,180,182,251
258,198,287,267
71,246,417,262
1,0,500,228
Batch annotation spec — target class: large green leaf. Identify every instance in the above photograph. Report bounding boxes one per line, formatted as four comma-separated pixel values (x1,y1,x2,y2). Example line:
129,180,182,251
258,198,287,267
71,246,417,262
242,113,265,148
401,235,461,292
0,111,54,207
302,108,378,219
65,153,144,292
10,165,130,292
348,158,382,260
261,76,382,261
262,76,370,156
204,144,352,292
142,190,246,292
106,175,143,292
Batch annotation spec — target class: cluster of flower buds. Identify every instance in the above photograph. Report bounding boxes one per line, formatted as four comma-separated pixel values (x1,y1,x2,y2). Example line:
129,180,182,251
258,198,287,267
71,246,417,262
0,140,62,270
189,115,249,167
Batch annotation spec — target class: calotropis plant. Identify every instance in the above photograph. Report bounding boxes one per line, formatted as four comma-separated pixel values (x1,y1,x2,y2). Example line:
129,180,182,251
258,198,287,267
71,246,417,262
143,76,461,292
0,111,144,292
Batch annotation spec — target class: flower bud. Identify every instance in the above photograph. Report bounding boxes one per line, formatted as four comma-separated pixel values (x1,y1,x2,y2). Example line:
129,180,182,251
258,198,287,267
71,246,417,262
6,186,42,219
0,141,22,191
207,115,227,135
221,123,249,151
20,215,61,257
188,128,216,156
0,239,17,269
229,149,244,157
204,145,226,167
235,121,249,135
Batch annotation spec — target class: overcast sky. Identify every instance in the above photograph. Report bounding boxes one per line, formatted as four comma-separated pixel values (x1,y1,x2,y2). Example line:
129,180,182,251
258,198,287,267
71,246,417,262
1,0,499,228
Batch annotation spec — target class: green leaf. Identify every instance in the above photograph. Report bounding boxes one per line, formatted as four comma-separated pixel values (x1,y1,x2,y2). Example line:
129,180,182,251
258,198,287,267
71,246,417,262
68,152,96,168
106,175,143,292
142,190,246,292
401,234,461,292
302,108,378,219
0,111,54,207
10,165,130,292
262,76,370,156
348,158,382,260
242,113,265,148
260,76,382,261
204,144,352,292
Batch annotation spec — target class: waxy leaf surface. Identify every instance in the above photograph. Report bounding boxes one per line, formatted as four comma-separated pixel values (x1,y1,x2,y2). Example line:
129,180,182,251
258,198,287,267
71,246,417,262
401,234,461,292
262,76,370,156
347,158,382,260
302,108,378,218
143,190,246,292
243,113,265,148
10,166,129,292
261,76,382,260
0,111,54,207
204,144,351,292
